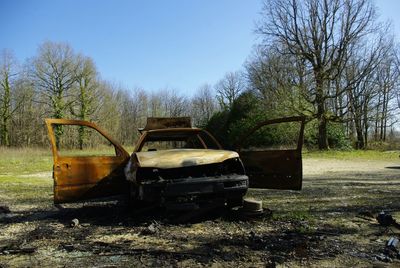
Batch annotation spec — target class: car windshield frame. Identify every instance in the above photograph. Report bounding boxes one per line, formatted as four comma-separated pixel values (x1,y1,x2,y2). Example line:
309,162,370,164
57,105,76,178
134,128,222,152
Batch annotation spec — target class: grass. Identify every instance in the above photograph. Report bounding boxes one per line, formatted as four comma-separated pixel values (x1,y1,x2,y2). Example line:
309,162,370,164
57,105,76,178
304,149,400,161
0,147,52,174
271,209,314,222
0,146,397,205
0,176,52,205
0,146,398,175
0,148,53,207
0,146,138,175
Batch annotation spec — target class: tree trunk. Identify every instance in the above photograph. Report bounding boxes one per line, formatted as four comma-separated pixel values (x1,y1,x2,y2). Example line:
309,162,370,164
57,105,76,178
317,113,329,150
78,125,85,150
363,116,369,149
374,94,381,141
383,94,389,141
316,79,329,150
0,75,11,146
380,86,387,141
355,119,364,149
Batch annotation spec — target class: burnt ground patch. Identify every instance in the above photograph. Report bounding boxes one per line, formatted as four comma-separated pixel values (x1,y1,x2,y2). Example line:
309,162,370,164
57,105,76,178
1,158,400,267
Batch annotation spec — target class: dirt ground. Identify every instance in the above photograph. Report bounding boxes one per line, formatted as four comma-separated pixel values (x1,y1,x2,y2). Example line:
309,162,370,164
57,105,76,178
1,157,400,267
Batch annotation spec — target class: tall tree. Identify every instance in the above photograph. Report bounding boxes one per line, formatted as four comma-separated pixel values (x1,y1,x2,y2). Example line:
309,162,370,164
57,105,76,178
247,47,313,117
70,56,99,149
374,48,399,142
0,49,18,146
258,0,380,149
215,71,245,110
191,84,217,127
31,41,80,144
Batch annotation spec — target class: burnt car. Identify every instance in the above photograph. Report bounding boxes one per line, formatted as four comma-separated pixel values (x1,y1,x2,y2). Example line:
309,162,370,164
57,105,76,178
45,116,305,209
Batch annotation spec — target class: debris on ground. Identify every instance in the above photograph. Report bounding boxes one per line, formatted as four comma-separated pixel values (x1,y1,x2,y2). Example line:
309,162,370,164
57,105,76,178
0,206,10,214
0,244,35,255
240,199,263,216
2,158,400,267
357,210,375,220
141,221,161,235
376,212,400,229
69,218,79,228
385,237,400,259
387,237,399,249
60,244,75,252
374,237,400,263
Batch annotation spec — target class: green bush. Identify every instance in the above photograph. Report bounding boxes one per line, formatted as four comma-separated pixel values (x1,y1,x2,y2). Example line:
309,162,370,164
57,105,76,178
206,92,352,150
327,122,352,150
303,120,351,150
206,91,298,149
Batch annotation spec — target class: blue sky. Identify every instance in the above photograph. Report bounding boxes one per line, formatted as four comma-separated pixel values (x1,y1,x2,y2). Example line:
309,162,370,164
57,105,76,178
1,0,399,96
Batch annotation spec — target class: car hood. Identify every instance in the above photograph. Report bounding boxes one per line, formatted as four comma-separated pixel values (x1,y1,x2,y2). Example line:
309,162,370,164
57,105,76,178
135,149,239,169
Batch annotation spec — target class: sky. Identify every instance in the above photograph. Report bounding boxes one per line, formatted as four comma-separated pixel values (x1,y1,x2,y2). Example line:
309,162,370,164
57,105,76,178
1,0,400,96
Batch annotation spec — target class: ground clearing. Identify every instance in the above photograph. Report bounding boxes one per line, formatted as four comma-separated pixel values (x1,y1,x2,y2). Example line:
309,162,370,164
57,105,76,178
0,149,400,267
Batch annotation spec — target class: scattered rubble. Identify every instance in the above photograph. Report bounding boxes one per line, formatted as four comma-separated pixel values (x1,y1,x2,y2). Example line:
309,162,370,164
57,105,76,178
387,237,399,249
0,206,10,214
141,221,161,235
0,244,35,255
376,212,400,229
69,218,80,228
240,199,264,216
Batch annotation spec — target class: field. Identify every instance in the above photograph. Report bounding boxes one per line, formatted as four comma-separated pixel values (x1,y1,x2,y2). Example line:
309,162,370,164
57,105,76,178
1,148,400,267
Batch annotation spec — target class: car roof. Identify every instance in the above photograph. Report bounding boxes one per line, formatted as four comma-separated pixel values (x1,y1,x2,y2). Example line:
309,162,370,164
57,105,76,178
145,127,202,133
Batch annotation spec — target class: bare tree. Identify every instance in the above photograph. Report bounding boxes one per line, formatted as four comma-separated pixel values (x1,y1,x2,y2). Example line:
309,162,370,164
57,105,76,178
93,81,122,139
11,75,43,147
116,87,148,145
191,84,217,126
215,71,245,110
258,0,380,149
31,41,81,144
247,46,313,117
0,49,18,146
70,56,99,149
156,89,190,117
374,48,400,142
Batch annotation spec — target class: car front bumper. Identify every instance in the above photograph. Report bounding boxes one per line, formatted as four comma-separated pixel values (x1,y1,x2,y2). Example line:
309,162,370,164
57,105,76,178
138,174,249,206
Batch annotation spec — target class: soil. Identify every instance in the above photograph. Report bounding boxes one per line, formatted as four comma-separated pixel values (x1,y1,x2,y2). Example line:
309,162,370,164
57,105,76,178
1,158,400,267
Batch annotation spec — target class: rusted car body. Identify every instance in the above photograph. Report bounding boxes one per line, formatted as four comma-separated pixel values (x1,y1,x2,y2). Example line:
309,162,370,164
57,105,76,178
45,116,305,208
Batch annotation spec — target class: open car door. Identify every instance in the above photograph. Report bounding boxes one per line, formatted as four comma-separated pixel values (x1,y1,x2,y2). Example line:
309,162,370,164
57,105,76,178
45,119,130,204
237,116,305,190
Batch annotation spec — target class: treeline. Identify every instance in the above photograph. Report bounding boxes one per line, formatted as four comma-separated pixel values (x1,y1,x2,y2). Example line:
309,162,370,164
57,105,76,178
1,0,400,150
207,0,400,150
0,42,221,147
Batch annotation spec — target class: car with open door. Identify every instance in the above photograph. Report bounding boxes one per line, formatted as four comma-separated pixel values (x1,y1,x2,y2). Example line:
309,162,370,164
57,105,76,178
45,116,305,209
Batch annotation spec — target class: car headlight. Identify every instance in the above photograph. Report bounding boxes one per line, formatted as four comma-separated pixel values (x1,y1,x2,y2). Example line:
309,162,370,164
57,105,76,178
220,158,245,175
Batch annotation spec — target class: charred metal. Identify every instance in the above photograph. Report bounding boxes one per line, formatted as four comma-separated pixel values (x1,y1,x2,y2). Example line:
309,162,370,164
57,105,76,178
127,157,248,206
45,116,305,209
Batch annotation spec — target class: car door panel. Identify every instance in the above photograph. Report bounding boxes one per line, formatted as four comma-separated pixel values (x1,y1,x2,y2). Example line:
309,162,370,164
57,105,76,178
45,119,130,204
237,116,305,190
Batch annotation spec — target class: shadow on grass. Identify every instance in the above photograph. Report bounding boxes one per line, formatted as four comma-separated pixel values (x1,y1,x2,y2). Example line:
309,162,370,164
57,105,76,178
0,196,383,265
385,166,400,169
6,213,356,266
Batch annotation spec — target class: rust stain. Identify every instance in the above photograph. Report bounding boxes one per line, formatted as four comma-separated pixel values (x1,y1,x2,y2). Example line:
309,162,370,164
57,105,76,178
45,116,305,205
45,118,130,203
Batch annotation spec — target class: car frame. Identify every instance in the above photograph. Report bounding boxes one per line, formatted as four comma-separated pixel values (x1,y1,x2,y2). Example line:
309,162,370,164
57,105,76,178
45,116,305,209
